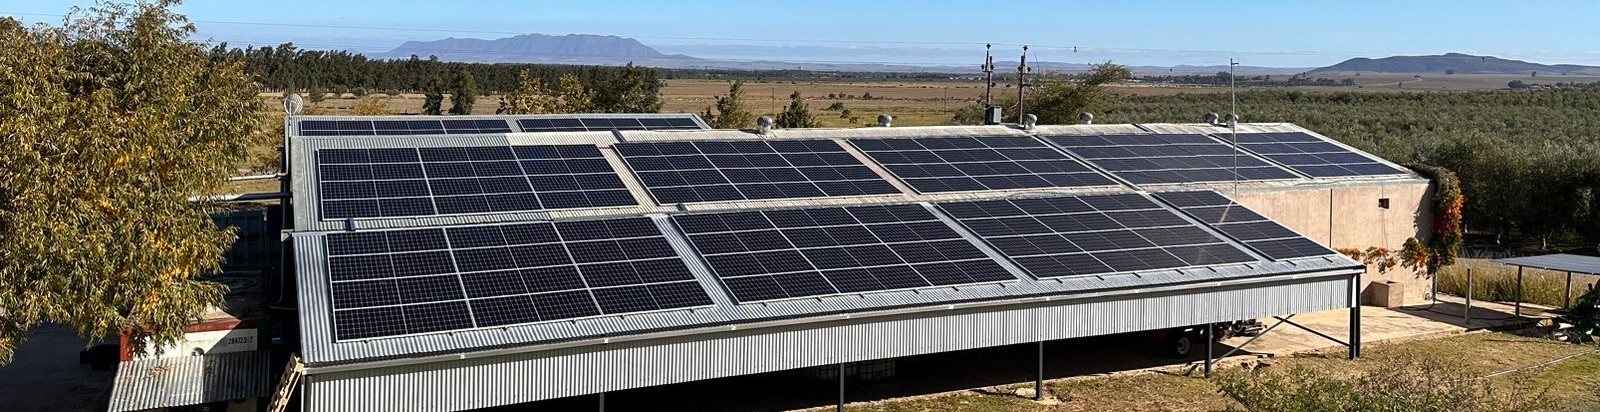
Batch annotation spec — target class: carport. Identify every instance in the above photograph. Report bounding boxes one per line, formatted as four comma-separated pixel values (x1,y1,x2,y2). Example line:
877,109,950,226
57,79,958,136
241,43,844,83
1496,253,1600,314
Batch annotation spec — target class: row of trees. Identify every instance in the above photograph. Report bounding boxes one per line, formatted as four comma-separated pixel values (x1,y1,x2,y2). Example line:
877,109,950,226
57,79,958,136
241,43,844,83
1100,90,1600,251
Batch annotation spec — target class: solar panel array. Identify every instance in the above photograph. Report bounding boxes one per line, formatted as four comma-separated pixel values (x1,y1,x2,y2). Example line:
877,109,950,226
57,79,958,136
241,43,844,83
1235,132,1406,177
938,193,1256,278
615,139,900,204
673,204,1016,302
325,217,714,340
517,116,704,132
1045,134,1300,184
316,145,635,219
850,136,1115,193
300,119,514,137
1154,191,1337,260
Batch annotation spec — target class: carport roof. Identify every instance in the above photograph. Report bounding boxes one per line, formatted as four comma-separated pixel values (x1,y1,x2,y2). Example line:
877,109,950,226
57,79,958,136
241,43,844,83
1496,253,1600,275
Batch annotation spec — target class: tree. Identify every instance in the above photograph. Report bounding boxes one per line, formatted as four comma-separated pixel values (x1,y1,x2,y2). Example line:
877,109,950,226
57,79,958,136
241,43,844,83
498,69,554,114
306,85,326,104
1508,80,1528,89
350,95,389,115
421,75,444,115
775,90,819,128
448,68,477,115
700,80,754,129
554,73,593,113
590,63,662,113
0,0,258,364
1002,61,1130,124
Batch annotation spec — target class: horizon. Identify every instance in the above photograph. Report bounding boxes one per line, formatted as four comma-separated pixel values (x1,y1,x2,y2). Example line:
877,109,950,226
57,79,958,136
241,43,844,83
6,1,1600,68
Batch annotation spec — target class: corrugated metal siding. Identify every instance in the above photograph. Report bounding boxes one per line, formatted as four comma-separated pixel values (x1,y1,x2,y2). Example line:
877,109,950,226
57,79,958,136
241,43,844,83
108,351,271,412
305,275,1348,412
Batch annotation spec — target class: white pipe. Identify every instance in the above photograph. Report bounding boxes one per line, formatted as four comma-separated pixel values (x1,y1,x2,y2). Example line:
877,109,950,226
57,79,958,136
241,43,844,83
188,192,289,202
229,173,285,182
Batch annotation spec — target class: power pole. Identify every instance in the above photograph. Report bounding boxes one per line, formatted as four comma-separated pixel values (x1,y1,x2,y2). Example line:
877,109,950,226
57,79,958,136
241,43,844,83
1017,45,1030,122
983,44,995,108
1229,58,1240,197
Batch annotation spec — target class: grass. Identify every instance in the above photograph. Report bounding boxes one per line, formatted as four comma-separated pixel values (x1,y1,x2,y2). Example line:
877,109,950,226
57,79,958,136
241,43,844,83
1438,258,1600,309
831,332,1600,412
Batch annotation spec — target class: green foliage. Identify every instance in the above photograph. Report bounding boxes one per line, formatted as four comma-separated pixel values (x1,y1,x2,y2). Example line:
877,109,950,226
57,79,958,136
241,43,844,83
421,75,444,115
588,63,662,113
448,68,477,115
1509,80,1529,89
553,73,594,113
1013,61,1131,124
0,0,257,364
1217,355,1557,412
497,69,554,114
1406,164,1464,268
1102,90,1600,251
701,80,754,129
306,85,326,103
775,90,819,128
825,101,846,111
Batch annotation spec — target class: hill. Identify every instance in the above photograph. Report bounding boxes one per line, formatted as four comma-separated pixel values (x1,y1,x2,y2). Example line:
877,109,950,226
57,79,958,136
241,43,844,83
376,33,691,64
1310,53,1600,75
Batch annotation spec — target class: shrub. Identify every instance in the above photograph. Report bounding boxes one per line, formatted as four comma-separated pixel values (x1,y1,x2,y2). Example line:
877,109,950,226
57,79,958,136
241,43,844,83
1217,355,1556,412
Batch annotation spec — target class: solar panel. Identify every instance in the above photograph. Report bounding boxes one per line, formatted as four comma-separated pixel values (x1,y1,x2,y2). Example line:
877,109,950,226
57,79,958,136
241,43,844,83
316,144,635,219
672,204,1016,303
1044,134,1300,184
324,217,714,340
849,136,1115,193
615,139,901,204
517,116,705,132
937,193,1256,278
1153,190,1338,260
1234,132,1407,178
299,119,513,136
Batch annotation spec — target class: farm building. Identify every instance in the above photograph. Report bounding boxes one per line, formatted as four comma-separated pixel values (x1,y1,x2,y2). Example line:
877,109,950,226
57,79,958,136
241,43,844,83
276,114,1434,411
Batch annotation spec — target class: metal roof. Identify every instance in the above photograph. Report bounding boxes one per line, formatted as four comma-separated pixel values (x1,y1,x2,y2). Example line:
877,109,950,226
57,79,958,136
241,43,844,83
1496,253,1600,275
107,351,271,412
284,119,1404,366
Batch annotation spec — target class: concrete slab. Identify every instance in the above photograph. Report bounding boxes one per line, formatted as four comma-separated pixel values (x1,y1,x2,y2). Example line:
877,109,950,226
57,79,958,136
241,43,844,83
1218,294,1551,357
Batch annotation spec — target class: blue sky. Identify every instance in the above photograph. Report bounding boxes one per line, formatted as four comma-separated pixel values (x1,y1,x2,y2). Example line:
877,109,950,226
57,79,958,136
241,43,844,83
6,1,1598,67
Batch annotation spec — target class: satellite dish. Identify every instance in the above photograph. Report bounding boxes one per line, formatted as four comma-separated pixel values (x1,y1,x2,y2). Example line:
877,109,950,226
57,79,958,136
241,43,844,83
284,93,303,116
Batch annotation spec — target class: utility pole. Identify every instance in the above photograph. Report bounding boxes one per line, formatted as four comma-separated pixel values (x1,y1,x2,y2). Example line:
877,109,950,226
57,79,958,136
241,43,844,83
983,44,995,108
1229,58,1240,197
1017,45,1030,122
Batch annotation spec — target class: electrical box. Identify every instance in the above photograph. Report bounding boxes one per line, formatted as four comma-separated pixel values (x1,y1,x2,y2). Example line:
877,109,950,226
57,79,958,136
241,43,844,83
984,107,1003,125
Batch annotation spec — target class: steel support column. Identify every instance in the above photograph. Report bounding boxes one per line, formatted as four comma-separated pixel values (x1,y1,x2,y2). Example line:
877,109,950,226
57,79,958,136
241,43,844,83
1516,266,1524,317
1350,272,1362,360
836,362,845,412
1035,341,1044,401
1203,323,1214,377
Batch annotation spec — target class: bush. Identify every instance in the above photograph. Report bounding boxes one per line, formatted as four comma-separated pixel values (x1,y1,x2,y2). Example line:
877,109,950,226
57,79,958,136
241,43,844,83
1217,354,1556,412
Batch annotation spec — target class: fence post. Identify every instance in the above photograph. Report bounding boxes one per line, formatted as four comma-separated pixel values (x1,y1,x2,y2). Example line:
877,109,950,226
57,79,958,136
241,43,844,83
1464,268,1473,325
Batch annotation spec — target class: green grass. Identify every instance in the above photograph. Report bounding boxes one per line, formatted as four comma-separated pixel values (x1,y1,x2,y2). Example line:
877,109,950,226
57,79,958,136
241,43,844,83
1437,259,1600,309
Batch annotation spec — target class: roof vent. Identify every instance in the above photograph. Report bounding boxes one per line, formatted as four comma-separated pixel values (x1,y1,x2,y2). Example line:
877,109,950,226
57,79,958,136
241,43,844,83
756,116,774,134
877,114,892,127
1224,113,1240,128
1021,114,1037,130
284,93,303,116
1079,112,1094,125
1204,113,1220,126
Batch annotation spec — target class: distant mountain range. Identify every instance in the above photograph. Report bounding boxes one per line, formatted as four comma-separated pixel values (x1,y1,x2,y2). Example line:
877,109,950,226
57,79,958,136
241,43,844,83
374,34,1598,76
1310,53,1600,75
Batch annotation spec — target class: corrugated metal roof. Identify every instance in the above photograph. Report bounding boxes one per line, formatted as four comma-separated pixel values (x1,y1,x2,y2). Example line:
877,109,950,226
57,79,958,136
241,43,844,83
1496,254,1600,275
107,351,271,412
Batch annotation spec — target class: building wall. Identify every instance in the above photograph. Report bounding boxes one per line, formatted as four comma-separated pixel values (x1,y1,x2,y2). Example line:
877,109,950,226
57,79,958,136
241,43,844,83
304,275,1354,412
1235,180,1436,304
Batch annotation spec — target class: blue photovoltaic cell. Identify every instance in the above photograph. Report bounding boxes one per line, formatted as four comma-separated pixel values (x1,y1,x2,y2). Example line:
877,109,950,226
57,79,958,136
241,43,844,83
1153,190,1339,260
672,204,1016,302
1044,134,1300,184
937,193,1256,278
1234,132,1407,178
516,116,705,132
299,119,513,136
849,136,1115,193
325,217,713,341
616,139,900,204
316,144,636,219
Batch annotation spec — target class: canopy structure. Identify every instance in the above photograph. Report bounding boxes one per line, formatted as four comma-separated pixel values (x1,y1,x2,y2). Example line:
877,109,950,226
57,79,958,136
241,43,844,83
1495,253,1600,313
